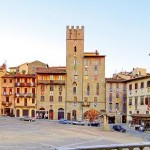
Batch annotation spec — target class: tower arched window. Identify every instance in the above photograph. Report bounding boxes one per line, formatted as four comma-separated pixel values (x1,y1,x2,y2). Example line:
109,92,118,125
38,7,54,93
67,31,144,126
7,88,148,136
96,83,99,95
74,46,77,52
87,83,90,95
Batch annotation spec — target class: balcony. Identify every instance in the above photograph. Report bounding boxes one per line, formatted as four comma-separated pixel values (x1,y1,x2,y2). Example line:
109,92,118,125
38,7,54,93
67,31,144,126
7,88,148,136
37,80,65,85
81,102,90,107
2,101,12,106
15,93,36,98
15,82,36,87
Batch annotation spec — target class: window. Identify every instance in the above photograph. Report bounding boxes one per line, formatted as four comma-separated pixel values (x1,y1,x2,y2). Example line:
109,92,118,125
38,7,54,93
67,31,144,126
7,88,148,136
58,96,62,102
41,76,44,80
135,83,138,89
9,88,12,95
74,46,77,52
146,111,149,114
41,96,45,102
129,98,132,105
50,75,53,80
109,93,112,102
73,87,76,94
17,98,19,103
6,97,9,102
84,69,88,76
4,79,6,83
94,66,98,75
94,60,98,65
96,83,99,95
147,81,150,87
141,82,144,88
32,98,35,103
137,111,139,114
25,78,27,83
135,97,138,106
24,98,27,106
140,96,144,105
129,111,132,114
50,85,54,91
10,79,12,83
59,85,62,91
129,84,132,90
50,96,53,102
123,103,126,113
87,83,90,95
59,75,63,80
109,103,112,112
84,59,89,66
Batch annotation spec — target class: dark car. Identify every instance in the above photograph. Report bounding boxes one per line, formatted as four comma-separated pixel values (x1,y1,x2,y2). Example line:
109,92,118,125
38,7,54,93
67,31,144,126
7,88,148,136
59,118,68,124
20,116,35,122
113,125,126,132
88,121,100,127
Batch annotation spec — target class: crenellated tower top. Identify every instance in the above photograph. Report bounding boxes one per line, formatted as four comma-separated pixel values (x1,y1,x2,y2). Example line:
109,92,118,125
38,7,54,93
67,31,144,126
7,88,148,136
66,26,84,40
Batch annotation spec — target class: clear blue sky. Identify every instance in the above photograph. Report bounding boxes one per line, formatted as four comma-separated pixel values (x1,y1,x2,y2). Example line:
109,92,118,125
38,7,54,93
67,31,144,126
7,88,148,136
0,0,149,77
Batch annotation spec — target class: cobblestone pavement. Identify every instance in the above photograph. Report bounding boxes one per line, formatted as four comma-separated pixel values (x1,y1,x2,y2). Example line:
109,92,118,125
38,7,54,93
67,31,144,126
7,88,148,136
0,117,149,150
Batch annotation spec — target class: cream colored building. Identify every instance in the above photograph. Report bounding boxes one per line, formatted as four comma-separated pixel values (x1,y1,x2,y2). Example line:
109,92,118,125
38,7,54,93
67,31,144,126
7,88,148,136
66,26,105,121
127,75,150,126
105,77,127,124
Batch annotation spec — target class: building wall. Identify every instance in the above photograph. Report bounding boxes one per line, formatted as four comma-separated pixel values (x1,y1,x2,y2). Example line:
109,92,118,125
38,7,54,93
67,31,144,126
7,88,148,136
36,73,66,120
127,77,150,122
106,81,127,123
66,26,105,120
66,26,84,120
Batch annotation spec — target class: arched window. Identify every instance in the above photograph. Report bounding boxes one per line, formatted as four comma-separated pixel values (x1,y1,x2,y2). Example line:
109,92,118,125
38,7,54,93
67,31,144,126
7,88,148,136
96,83,99,95
87,83,90,95
74,46,77,52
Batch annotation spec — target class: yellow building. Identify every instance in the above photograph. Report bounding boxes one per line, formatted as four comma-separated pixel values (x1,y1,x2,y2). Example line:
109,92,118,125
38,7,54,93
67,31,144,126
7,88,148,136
36,67,66,120
14,74,36,117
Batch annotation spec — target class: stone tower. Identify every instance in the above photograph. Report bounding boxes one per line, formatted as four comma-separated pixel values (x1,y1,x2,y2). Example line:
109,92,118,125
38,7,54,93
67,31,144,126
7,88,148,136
66,26,84,120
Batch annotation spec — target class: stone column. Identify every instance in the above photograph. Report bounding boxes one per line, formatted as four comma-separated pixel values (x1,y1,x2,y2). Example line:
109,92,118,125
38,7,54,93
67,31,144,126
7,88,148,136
103,114,110,131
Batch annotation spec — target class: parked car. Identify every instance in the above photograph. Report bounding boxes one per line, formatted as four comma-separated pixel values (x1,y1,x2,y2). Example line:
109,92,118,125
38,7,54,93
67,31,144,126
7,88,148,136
20,116,35,122
59,118,68,124
88,121,100,127
113,125,126,132
72,120,85,126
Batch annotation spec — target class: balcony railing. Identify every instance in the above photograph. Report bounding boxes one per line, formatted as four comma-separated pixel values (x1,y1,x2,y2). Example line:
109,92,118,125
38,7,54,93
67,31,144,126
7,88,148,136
2,101,12,106
81,102,90,107
37,80,65,85
15,82,36,87
15,93,36,98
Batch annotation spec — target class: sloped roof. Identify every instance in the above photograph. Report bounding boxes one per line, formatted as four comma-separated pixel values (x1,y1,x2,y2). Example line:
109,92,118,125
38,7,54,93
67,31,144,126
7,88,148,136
36,67,66,74
105,78,126,83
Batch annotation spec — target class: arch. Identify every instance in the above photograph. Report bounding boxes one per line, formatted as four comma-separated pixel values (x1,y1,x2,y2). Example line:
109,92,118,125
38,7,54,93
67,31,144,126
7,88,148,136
58,108,64,120
16,109,20,117
83,109,99,122
39,107,45,110
49,109,54,120
72,110,76,121
31,110,35,117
